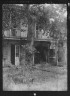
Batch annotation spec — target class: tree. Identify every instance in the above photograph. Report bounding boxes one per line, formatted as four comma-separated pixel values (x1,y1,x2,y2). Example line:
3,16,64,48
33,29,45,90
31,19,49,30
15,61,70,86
3,4,67,66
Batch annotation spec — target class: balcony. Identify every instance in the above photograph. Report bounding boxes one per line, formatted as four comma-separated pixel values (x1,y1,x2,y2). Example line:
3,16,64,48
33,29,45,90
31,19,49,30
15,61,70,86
35,30,53,41
3,28,28,40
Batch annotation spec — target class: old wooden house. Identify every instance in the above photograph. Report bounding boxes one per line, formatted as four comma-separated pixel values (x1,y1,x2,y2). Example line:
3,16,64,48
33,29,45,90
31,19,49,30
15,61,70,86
2,5,67,67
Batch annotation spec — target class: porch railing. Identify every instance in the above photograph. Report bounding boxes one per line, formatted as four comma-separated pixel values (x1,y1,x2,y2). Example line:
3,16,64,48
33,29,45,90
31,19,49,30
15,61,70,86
3,28,28,39
35,30,53,40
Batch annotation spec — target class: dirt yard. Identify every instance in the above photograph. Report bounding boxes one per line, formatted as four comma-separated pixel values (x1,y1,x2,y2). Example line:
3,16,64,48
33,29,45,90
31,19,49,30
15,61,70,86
3,63,67,91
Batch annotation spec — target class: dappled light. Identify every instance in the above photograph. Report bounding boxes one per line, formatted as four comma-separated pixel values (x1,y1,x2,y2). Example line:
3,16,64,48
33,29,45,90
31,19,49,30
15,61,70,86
3,4,67,91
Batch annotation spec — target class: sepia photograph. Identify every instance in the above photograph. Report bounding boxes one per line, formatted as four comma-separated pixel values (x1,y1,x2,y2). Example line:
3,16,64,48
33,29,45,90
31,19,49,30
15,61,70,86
2,4,67,91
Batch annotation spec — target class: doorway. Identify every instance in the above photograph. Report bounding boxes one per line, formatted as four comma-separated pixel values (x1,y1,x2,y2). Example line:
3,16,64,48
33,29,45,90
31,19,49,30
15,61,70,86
11,44,15,65
15,45,20,66
34,44,49,64
11,44,20,65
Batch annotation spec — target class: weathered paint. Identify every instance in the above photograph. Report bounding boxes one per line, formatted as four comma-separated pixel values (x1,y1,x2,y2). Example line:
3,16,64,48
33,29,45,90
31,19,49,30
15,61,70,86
3,40,26,66
3,41,11,66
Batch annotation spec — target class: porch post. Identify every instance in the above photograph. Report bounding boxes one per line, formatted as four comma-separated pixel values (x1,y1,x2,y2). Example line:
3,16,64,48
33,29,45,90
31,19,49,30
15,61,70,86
47,43,50,63
56,40,58,66
33,53,34,65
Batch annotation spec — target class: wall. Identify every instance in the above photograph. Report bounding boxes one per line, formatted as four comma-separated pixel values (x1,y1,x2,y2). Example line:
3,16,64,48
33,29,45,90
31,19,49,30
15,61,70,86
3,40,27,66
3,41,11,66
63,41,67,65
58,40,67,66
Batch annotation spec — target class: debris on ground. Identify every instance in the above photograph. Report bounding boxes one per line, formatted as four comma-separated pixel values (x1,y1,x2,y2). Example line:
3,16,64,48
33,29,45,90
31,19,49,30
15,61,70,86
3,63,67,91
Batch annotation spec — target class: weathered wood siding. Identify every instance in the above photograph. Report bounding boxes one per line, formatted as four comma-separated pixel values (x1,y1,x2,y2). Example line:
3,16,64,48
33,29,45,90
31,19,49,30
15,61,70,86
3,41,11,66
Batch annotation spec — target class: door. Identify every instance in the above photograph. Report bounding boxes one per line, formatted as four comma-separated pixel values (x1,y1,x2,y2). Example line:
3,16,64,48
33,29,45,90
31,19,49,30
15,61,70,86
11,44,15,65
15,45,20,66
49,49,57,65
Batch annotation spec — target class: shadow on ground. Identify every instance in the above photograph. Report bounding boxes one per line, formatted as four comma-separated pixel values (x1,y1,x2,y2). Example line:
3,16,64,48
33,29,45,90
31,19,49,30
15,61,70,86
3,63,67,91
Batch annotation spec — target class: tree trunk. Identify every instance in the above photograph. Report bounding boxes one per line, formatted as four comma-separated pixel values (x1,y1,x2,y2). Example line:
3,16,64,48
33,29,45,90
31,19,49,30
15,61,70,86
25,7,36,65
27,18,35,65
22,4,36,66
21,4,35,66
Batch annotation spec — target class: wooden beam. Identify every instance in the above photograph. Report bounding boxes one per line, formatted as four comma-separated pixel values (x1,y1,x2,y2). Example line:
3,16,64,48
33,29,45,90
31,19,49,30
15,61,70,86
33,53,34,65
56,40,58,66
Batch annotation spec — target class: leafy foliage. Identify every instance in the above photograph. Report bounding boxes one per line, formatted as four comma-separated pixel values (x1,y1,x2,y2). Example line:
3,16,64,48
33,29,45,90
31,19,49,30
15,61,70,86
22,44,36,65
2,4,67,66
2,4,67,40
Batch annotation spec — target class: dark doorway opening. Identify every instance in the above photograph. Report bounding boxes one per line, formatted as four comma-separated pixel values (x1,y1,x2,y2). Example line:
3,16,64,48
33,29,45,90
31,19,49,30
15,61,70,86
49,49,56,64
11,44,15,65
34,43,49,64
34,41,57,65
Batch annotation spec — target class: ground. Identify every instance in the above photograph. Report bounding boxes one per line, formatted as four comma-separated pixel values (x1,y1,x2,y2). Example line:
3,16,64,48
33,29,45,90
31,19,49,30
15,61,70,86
3,63,67,91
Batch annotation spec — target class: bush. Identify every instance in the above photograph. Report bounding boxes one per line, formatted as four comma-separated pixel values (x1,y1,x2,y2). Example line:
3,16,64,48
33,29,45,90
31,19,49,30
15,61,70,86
22,44,36,65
